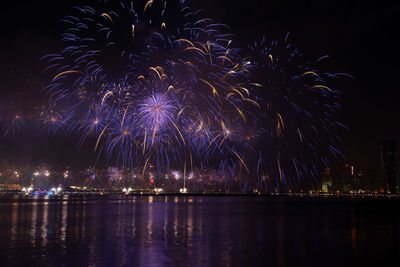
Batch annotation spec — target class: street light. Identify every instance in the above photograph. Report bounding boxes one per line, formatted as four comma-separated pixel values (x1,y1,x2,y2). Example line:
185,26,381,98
51,186,62,195
21,186,33,195
122,187,133,195
154,188,163,194
179,188,187,194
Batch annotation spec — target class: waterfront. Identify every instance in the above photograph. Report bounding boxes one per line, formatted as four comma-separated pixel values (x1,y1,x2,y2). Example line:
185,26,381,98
0,196,399,266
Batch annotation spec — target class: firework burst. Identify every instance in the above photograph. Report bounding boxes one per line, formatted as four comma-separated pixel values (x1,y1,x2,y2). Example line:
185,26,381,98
38,0,350,190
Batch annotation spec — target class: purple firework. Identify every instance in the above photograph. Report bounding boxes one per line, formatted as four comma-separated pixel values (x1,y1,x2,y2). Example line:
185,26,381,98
138,93,176,133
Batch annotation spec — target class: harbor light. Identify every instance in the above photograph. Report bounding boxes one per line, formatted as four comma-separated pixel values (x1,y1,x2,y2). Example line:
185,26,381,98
51,187,62,194
154,188,163,194
122,187,133,194
21,186,33,195
179,188,187,194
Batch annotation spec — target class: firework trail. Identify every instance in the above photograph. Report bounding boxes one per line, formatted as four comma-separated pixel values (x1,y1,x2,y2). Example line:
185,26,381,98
0,98,30,138
245,34,351,188
40,0,349,189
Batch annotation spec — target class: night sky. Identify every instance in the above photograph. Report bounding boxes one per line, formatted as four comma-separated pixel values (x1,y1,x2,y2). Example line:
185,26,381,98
1,0,399,172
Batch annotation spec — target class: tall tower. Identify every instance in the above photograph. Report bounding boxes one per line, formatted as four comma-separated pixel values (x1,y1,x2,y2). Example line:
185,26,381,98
331,162,354,193
380,140,397,193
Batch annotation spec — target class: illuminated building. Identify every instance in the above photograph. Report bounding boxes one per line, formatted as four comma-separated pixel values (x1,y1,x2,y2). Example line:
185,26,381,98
321,168,332,193
380,140,397,193
354,171,363,192
332,162,354,192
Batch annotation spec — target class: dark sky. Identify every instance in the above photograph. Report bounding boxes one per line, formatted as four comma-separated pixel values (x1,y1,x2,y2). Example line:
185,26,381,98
1,0,399,171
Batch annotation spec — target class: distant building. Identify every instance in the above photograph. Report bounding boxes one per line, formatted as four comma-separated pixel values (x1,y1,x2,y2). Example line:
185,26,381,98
332,163,354,193
354,170,363,192
343,164,355,192
321,168,332,193
380,140,397,193
363,169,381,192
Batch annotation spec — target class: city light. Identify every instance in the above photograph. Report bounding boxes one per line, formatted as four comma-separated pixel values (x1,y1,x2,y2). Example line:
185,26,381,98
154,188,163,194
122,187,133,195
51,186,62,194
179,188,187,194
21,186,33,195
1,164,399,196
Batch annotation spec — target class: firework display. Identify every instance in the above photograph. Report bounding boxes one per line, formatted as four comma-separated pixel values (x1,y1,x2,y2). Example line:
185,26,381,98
1,0,348,190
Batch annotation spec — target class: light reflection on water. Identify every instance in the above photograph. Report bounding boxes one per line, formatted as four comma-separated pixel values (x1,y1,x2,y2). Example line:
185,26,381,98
0,196,399,266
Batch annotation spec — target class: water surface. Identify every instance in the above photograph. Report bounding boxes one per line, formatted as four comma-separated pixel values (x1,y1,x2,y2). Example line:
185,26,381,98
0,195,399,266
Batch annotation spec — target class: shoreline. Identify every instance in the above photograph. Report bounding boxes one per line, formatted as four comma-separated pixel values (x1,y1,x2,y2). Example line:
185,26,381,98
1,192,400,201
